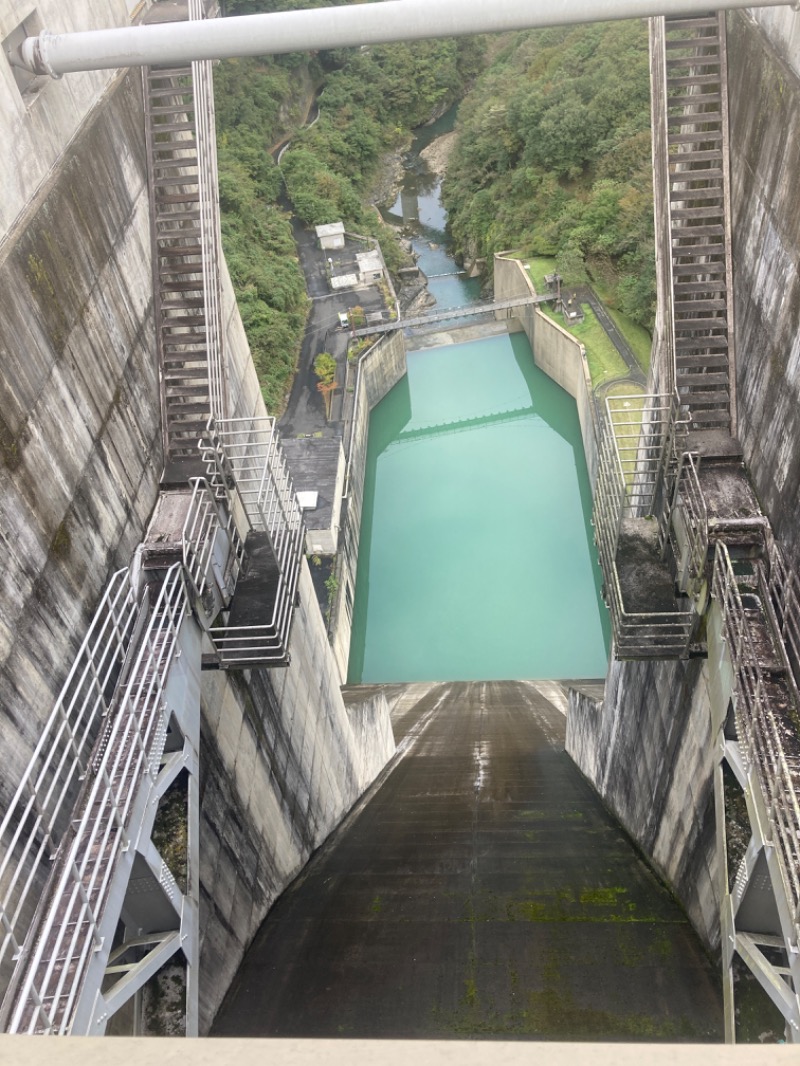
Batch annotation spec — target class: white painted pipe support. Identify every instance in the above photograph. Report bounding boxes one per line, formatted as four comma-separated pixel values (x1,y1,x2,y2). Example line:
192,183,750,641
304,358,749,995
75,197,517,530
9,0,796,77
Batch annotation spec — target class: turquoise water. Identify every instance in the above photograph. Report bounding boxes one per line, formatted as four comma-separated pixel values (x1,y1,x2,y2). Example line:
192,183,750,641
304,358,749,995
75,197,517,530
347,333,611,683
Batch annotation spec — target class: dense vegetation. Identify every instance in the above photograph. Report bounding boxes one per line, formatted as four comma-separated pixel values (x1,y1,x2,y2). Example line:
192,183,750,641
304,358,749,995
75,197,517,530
442,22,656,328
215,0,484,412
215,51,312,413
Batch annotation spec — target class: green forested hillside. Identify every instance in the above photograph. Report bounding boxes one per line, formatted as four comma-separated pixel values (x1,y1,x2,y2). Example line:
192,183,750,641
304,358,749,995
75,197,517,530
215,0,484,411
280,37,484,275
442,21,656,327
215,50,313,412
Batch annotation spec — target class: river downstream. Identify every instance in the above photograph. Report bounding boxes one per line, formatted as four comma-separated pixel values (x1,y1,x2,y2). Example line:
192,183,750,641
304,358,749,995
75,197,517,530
383,107,481,312
348,113,610,684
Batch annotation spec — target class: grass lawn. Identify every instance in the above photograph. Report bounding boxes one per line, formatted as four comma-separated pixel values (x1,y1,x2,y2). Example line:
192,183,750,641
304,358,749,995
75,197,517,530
521,256,557,294
607,307,653,375
540,304,628,389
605,381,646,400
514,254,651,385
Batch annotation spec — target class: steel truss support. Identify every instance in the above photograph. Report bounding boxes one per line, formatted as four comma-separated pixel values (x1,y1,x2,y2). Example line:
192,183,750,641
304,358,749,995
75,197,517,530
707,591,800,1043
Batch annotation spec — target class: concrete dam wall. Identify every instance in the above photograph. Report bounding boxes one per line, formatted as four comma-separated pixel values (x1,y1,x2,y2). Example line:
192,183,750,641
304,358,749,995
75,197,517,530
728,9,800,572
567,7,800,953
0,21,393,1031
2,0,799,1037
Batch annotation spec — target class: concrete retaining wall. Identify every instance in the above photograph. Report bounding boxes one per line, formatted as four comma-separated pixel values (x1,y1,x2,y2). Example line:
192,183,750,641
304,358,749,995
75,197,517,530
330,331,407,681
0,61,394,1028
565,12,800,953
493,254,598,486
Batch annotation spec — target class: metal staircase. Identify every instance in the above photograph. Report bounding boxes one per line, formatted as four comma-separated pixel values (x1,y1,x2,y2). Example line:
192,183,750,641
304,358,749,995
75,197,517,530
0,566,201,1035
144,23,226,483
653,12,736,436
145,64,210,478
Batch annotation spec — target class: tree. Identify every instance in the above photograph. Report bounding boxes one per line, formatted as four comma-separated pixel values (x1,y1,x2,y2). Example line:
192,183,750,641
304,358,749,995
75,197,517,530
314,352,337,419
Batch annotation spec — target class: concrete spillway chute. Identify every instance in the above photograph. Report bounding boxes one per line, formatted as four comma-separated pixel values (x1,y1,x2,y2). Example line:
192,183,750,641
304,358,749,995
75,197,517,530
8,0,796,77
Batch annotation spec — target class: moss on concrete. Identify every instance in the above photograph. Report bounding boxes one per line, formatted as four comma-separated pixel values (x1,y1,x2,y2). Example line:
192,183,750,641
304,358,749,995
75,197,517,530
50,518,71,561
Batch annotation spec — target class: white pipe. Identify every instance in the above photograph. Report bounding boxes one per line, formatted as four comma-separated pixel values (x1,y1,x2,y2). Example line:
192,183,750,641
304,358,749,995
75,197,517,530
12,0,794,77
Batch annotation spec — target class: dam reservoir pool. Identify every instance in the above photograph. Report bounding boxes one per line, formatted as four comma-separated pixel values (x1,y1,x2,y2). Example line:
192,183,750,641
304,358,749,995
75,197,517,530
348,332,611,683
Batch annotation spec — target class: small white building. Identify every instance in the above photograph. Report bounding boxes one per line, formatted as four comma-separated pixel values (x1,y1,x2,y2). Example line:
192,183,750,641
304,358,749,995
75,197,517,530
315,221,345,250
330,273,359,291
356,249,383,283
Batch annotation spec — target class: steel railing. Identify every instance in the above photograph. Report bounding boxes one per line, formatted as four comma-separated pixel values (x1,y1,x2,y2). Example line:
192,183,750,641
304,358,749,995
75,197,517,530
0,571,139,1002
182,476,244,604
200,418,304,665
593,394,695,657
766,542,800,713
3,565,190,1034
713,542,800,938
664,451,708,598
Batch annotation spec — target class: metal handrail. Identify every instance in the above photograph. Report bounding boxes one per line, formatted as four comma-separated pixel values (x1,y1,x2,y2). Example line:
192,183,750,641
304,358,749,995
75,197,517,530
6,565,190,1034
712,543,800,936
201,418,304,549
190,0,227,421
182,476,243,604
669,451,708,597
594,394,694,657
767,543,800,711
199,418,304,664
0,571,138,999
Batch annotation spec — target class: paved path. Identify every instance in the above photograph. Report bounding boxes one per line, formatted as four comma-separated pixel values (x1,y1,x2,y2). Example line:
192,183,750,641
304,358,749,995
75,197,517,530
213,681,722,1041
278,219,385,437
575,285,647,388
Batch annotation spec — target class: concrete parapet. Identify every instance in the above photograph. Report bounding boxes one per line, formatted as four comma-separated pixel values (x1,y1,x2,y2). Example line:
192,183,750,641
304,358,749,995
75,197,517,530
493,254,598,487
330,331,407,680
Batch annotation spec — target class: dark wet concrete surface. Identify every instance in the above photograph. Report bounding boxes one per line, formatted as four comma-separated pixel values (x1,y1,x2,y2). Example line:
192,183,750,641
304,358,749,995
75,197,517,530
212,681,722,1041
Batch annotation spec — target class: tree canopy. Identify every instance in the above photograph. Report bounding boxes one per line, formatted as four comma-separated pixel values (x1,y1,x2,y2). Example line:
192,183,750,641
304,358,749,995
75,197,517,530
442,21,656,328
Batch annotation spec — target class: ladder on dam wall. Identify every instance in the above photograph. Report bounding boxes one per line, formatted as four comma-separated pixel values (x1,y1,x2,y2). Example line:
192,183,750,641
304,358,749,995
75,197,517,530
0,566,202,1035
143,0,226,482
650,13,736,435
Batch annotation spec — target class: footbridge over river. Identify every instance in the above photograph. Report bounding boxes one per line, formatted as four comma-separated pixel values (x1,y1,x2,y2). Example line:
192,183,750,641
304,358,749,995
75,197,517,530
2,0,800,1048
349,295,551,339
